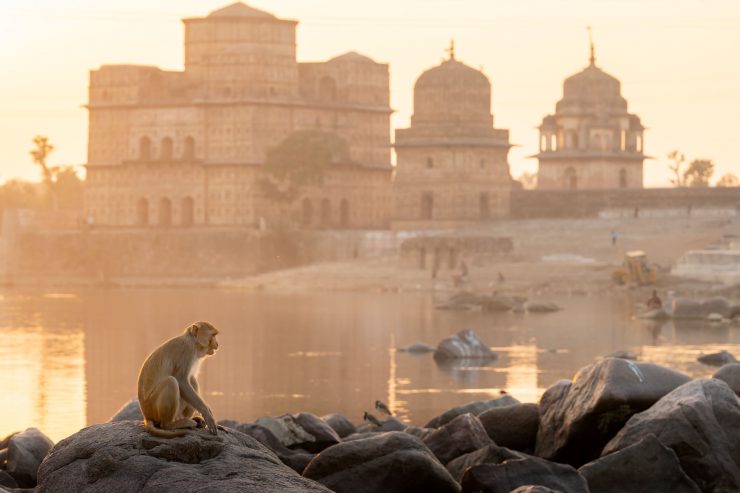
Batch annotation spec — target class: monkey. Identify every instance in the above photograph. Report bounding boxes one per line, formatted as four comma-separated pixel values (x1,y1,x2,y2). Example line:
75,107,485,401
137,321,220,438
375,400,392,416
363,411,382,427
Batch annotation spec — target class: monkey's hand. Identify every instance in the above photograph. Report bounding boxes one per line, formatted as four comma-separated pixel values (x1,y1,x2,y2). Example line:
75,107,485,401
203,408,218,435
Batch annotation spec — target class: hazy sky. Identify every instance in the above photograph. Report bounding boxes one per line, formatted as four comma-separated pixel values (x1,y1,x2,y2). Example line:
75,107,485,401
1,0,739,186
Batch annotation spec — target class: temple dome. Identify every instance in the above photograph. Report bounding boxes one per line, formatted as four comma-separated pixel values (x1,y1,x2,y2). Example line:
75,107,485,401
558,62,627,113
207,2,275,19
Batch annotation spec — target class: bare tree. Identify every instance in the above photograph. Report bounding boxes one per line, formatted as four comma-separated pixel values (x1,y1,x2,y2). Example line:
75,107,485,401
683,159,714,187
667,150,686,187
716,173,739,187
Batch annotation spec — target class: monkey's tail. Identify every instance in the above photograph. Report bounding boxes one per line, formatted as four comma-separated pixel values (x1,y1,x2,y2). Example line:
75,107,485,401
143,421,190,439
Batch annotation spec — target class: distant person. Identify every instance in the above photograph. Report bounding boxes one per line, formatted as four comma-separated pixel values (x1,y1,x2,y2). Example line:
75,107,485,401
646,290,662,310
460,260,469,280
634,206,640,218
687,203,693,217
611,229,619,246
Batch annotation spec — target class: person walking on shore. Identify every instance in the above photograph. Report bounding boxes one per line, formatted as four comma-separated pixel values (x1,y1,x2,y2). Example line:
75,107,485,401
611,229,619,246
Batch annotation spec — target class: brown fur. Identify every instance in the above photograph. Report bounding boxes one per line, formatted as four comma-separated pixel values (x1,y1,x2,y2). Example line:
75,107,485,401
137,321,220,437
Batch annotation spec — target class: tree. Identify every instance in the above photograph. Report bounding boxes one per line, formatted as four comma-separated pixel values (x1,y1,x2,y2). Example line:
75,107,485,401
667,150,686,187
683,159,714,187
516,171,537,190
716,173,739,188
29,135,59,208
27,136,83,209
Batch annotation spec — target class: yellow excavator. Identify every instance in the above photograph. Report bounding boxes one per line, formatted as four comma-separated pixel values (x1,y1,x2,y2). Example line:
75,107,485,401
612,251,658,286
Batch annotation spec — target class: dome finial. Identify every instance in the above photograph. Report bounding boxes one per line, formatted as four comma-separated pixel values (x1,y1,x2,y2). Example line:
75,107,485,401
587,26,596,66
445,39,456,61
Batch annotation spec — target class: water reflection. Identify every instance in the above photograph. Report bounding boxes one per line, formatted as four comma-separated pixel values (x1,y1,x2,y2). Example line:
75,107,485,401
0,288,738,442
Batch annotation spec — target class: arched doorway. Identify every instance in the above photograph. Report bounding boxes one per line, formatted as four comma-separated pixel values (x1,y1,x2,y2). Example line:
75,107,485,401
563,167,577,190
320,198,331,228
139,136,152,161
339,199,350,228
159,198,172,227
421,192,433,220
619,168,628,188
181,197,194,227
161,137,173,161
302,198,313,227
136,198,149,226
183,136,195,161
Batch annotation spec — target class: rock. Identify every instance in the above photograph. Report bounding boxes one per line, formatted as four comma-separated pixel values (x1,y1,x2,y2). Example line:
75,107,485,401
701,297,731,318
109,399,144,422
697,350,737,367
509,487,562,493
436,291,484,310
321,413,356,438
403,426,434,441
6,428,54,488
579,434,701,493
397,343,436,354
36,421,329,493
638,308,670,320
481,294,523,312
425,395,519,428
422,413,493,465
219,421,314,474
446,443,524,483
535,358,691,467
730,304,740,319
707,312,725,322
478,402,539,452
303,431,461,493
672,298,703,319
376,416,407,432
256,413,340,453
460,456,589,493
606,350,637,360
714,363,740,395
434,329,497,361
602,378,740,493
341,432,377,442
525,302,562,313
0,471,18,489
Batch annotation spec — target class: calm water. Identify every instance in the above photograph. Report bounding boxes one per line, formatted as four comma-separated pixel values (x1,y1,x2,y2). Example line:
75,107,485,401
1,288,738,442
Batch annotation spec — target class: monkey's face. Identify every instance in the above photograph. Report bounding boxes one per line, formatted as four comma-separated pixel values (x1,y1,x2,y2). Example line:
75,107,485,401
191,322,220,356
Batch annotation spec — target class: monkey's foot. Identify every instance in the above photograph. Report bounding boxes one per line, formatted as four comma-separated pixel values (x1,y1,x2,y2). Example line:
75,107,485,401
163,418,198,430
193,416,206,428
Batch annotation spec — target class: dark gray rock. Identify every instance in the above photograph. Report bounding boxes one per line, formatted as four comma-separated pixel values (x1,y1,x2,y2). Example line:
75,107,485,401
639,308,670,320
219,421,314,474
460,456,589,493
602,378,740,493
697,350,737,367
6,428,54,488
579,434,700,493
525,302,562,313
341,432,377,442
434,329,497,361
321,413,356,438
481,294,524,312
109,399,144,422
397,343,436,354
303,431,461,493
0,471,18,489
403,425,434,441
422,413,493,465
714,363,740,395
701,297,731,318
446,443,524,483
425,395,519,428
606,350,637,360
376,416,407,432
256,413,340,453
535,358,691,467
509,487,562,493
478,402,539,452
672,298,703,319
35,421,329,493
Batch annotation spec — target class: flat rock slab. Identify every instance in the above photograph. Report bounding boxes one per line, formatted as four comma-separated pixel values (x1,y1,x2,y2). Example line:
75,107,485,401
422,413,492,465
35,421,330,493
460,456,589,493
425,395,519,428
478,402,539,452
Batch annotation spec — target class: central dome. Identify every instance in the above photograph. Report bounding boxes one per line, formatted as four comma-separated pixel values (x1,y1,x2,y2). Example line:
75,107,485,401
411,57,492,127
558,63,627,113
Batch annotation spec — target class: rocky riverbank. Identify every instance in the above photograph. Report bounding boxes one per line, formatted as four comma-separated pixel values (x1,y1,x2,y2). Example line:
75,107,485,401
2,355,739,493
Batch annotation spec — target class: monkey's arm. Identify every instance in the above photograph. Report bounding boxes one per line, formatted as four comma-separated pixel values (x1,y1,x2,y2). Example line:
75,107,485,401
178,379,217,434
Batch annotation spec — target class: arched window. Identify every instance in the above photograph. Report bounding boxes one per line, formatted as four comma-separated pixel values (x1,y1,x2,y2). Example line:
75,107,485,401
421,192,434,220
161,137,173,161
566,130,579,149
181,197,194,226
339,198,350,228
619,168,628,189
320,198,331,227
564,167,577,190
319,76,337,102
159,198,172,227
183,136,195,161
479,192,491,219
302,198,313,226
139,136,152,162
136,198,149,226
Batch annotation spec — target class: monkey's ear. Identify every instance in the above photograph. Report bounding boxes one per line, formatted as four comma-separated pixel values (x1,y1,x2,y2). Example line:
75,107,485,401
188,323,199,337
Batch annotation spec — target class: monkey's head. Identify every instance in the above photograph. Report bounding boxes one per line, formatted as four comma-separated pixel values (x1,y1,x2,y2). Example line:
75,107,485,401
188,321,220,356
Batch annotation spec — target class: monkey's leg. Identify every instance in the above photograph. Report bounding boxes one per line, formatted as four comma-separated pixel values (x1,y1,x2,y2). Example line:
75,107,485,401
149,377,195,430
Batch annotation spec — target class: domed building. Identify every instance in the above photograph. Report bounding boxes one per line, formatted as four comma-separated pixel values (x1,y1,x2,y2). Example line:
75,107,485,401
534,43,646,190
393,44,512,229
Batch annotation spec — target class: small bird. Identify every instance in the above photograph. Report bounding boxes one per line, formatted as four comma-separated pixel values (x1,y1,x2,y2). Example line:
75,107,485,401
363,411,382,427
375,400,392,416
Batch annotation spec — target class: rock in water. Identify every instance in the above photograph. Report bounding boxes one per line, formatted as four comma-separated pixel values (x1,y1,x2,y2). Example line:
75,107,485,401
422,413,492,465
460,456,589,493
35,421,330,493
697,350,737,367
602,378,740,493
638,308,670,320
701,297,731,318
302,431,461,493
714,363,740,395
6,428,54,488
578,434,701,493
525,302,562,313
434,329,497,361
671,298,703,319
535,358,690,467
397,343,436,354
109,399,144,421
478,402,539,452
425,395,519,428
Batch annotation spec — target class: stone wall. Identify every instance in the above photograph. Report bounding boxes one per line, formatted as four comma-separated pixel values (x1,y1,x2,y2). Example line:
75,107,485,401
511,187,740,219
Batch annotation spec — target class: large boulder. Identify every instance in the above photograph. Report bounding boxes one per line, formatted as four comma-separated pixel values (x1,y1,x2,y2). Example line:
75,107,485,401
446,444,524,483
303,431,461,493
701,297,731,318
714,363,740,395
109,399,144,422
697,350,737,367
35,421,330,493
422,413,493,465
434,329,497,361
535,358,691,467
397,343,436,354
321,413,356,438
256,413,340,453
0,471,17,489
6,427,54,488
603,378,740,493
460,456,589,493
425,395,519,428
478,402,539,452
672,298,704,319
509,487,562,493
579,434,701,493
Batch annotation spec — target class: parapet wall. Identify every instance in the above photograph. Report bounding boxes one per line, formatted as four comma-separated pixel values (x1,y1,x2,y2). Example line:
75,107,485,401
511,187,740,219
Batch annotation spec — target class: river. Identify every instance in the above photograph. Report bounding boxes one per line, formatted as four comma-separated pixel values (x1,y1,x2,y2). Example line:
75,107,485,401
1,287,738,442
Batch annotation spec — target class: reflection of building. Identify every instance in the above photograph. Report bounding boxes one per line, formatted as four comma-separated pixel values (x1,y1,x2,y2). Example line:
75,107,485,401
534,41,646,190
84,2,392,230
393,44,512,229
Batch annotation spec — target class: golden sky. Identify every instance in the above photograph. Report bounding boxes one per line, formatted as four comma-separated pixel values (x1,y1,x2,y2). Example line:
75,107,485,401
1,0,739,186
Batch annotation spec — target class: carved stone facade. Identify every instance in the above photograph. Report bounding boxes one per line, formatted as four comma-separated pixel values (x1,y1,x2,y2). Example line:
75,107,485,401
392,48,512,229
535,46,646,190
84,2,392,230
